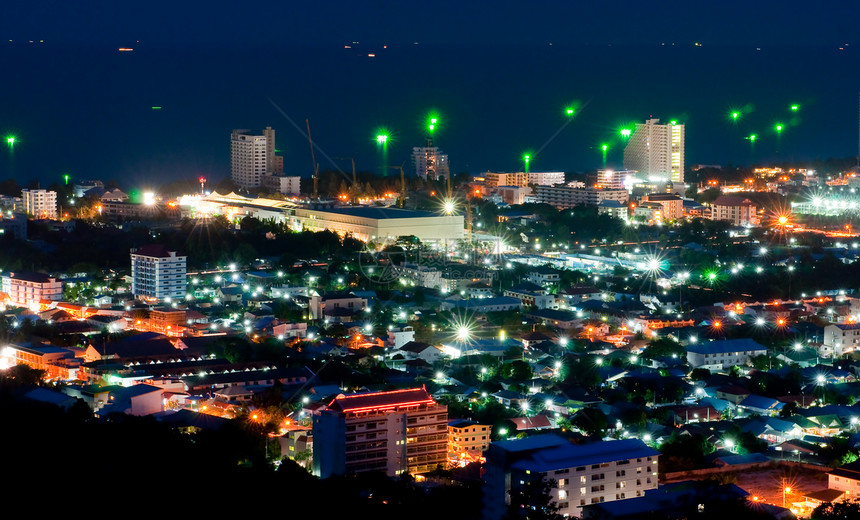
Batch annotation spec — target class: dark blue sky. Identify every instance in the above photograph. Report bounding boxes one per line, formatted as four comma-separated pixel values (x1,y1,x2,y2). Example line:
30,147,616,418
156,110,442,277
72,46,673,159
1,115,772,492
2,1,857,48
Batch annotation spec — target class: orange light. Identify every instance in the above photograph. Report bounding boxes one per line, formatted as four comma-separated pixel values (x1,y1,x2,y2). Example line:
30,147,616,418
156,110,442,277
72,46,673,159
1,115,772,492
713,321,721,328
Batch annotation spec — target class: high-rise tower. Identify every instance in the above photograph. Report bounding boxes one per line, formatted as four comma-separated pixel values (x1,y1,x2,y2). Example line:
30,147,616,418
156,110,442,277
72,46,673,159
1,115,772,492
231,127,277,189
623,118,684,184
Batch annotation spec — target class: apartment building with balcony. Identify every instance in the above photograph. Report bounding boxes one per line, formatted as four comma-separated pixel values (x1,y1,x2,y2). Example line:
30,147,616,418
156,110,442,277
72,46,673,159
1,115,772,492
312,387,448,478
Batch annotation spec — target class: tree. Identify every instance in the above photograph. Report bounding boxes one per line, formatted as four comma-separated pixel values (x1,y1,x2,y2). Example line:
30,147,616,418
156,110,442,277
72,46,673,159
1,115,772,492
690,368,711,382
506,477,564,520
571,407,608,437
812,498,860,519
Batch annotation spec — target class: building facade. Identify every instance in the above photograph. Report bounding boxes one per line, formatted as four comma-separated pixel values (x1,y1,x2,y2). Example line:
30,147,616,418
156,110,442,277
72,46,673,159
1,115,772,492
535,186,629,209
710,195,759,226
288,206,464,243
0,271,63,308
685,338,768,370
623,119,684,184
130,245,187,302
483,435,659,520
449,419,491,464
645,193,683,220
597,170,636,190
528,171,566,186
485,172,529,188
21,189,58,219
312,387,448,478
412,141,450,180
824,323,860,356
231,128,274,189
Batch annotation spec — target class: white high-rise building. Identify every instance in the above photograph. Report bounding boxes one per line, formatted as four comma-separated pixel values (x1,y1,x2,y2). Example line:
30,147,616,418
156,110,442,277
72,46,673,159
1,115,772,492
21,189,57,219
231,127,276,189
623,118,684,184
130,245,187,302
412,139,450,181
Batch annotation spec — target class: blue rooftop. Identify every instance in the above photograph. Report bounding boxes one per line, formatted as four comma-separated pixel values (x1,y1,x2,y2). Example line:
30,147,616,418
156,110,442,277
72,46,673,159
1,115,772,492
686,338,767,355
499,435,659,472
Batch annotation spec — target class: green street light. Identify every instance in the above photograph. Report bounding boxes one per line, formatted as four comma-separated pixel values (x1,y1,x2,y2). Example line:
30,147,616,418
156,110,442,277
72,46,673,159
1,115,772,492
790,104,799,112
565,107,575,116
6,136,15,148
601,144,608,152
748,133,757,142
620,128,632,138
775,123,784,133
376,134,388,144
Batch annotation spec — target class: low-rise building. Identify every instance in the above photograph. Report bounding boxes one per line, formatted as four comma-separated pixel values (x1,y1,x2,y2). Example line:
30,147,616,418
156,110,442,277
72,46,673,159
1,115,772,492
686,338,768,370
644,193,683,220
710,195,759,226
449,419,491,464
535,185,628,209
0,271,63,309
482,434,659,520
823,323,860,356
22,189,57,219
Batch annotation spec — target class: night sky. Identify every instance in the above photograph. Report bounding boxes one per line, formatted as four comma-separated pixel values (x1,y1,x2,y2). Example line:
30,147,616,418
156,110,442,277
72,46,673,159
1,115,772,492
2,2,860,186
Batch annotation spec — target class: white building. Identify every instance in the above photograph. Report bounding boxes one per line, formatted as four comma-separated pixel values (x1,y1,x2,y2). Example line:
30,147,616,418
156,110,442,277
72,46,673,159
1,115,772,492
824,323,860,356
685,339,768,370
289,206,464,243
0,271,63,309
623,118,684,184
528,171,566,186
597,170,636,190
412,140,450,180
261,175,301,195
483,435,659,520
130,245,187,302
535,185,628,209
21,189,57,219
231,127,276,189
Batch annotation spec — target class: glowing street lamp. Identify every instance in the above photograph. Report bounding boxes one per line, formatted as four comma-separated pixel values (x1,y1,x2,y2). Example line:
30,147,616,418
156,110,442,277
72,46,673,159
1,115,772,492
523,154,531,173
5,136,15,149
376,134,388,144
619,128,632,138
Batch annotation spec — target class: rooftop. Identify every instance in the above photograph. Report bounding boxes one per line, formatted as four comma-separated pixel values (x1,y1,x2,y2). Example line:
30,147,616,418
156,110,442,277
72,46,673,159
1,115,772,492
313,207,440,220
327,387,438,413
132,244,182,258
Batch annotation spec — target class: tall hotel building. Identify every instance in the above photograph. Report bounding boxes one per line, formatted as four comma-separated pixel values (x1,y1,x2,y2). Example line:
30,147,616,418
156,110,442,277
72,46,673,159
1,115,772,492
130,245,187,302
231,127,275,189
312,387,448,478
412,139,450,181
623,119,685,184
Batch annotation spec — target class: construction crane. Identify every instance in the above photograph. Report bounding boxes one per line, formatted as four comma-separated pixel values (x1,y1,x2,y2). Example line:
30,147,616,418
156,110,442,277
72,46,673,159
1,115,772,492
388,163,406,208
306,119,319,199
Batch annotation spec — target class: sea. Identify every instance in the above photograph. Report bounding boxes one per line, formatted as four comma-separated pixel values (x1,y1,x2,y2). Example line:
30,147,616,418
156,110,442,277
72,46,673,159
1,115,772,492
1,42,858,187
